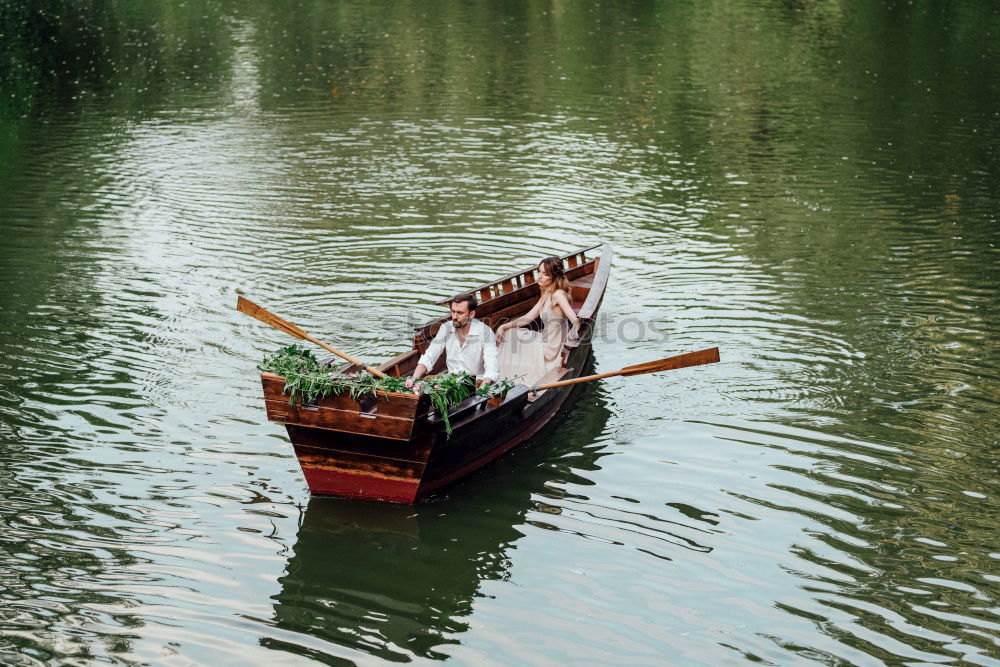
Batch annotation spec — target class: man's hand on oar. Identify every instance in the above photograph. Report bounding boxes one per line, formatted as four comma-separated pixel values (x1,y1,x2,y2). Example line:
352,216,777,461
236,296,387,378
531,347,720,392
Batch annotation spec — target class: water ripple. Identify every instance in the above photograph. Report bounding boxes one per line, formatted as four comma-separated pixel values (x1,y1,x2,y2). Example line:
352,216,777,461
1,0,998,663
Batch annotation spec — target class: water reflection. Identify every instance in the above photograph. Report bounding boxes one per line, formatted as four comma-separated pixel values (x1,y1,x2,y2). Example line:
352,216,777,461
270,501,504,660
1,0,998,663
268,376,614,661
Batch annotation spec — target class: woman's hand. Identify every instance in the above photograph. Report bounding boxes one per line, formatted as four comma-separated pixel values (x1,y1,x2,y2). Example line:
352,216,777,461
496,323,510,344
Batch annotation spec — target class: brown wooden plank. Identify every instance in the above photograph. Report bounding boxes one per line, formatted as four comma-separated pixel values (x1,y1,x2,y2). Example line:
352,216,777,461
265,399,420,440
412,319,444,350
261,374,427,419
376,349,420,376
571,286,590,302
479,300,535,329
564,262,593,281
570,273,594,302
296,447,425,481
285,425,434,461
474,282,541,316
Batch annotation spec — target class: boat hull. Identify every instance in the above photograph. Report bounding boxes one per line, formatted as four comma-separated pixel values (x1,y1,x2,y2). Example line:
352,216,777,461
260,244,612,503
284,344,593,503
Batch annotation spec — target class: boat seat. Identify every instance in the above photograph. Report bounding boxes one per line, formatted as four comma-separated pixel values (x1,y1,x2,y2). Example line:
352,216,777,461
569,273,594,306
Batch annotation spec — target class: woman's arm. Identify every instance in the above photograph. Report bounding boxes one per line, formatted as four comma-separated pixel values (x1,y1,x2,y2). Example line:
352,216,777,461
551,290,581,336
496,296,545,343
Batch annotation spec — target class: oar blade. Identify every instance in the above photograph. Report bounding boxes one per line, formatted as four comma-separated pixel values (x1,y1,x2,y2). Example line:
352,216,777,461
620,347,720,376
236,296,307,340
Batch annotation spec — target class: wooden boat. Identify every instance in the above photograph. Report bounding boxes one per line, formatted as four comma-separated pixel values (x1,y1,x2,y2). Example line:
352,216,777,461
258,244,612,504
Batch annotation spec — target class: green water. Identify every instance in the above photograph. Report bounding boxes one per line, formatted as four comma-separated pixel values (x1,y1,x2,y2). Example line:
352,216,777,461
1,1,998,663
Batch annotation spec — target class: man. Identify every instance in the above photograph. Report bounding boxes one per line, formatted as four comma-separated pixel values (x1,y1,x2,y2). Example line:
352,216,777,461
413,294,498,387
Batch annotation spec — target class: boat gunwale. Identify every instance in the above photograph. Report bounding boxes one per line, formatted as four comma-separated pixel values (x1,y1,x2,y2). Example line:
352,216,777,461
575,246,612,324
434,243,603,305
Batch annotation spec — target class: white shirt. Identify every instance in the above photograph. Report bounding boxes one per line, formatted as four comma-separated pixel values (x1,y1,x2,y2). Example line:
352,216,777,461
417,318,500,382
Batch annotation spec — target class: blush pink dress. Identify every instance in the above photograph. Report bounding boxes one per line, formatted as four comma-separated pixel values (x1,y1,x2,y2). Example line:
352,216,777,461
498,295,570,387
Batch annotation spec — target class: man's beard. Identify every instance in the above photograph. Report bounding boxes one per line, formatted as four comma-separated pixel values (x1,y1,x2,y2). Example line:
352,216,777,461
453,319,468,329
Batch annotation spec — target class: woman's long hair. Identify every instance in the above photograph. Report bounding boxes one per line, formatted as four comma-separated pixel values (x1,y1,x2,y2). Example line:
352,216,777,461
540,256,572,300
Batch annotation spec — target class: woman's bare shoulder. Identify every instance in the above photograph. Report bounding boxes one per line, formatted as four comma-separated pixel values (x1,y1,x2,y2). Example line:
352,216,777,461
550,289,574,316
552,289,572,306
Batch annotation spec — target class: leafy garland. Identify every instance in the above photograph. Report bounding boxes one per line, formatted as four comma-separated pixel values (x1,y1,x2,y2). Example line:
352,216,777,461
477,377,516,400
258,345,513,436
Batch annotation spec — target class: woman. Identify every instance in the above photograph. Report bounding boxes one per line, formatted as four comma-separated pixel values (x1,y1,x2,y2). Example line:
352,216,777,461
496,256,581,388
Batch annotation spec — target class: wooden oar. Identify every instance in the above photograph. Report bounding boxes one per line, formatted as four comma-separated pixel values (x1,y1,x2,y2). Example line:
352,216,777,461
236,296,387,379
535,347,720,391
